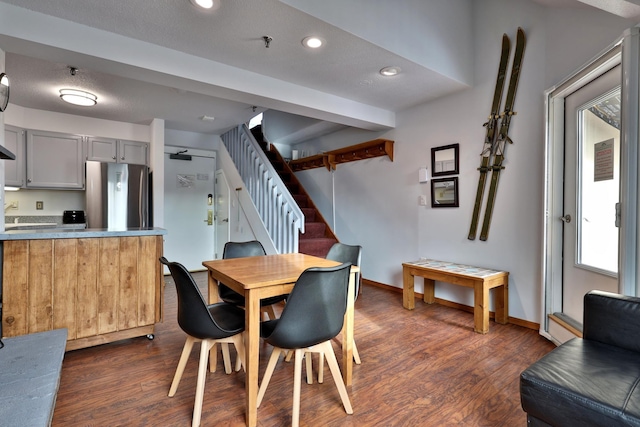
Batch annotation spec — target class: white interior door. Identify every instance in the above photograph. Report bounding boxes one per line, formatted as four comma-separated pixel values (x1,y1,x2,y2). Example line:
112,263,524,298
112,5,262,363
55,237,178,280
215,170,230,259
163,151,216,271
561,65,620,325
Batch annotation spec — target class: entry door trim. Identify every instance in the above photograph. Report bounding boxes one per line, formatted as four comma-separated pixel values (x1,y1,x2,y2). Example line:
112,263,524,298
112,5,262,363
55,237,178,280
542,36,627,340
619,27,640,296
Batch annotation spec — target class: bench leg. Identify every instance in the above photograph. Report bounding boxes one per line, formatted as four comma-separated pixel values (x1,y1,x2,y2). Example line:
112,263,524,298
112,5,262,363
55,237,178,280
474,282,490,334
403,267,415,310
423,278,435,304
494,280,508,324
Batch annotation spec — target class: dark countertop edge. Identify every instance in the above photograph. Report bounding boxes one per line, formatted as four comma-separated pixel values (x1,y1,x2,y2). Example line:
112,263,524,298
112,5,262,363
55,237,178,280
0,227,167,240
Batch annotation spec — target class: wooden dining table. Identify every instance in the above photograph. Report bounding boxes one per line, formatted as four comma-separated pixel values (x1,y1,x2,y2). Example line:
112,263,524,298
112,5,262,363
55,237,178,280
202,252,359,427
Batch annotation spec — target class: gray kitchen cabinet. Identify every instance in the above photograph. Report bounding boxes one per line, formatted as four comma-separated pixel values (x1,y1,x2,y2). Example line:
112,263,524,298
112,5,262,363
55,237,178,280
87,137,148,165
26,130,85,189
86,136,117,163
4,125,25,187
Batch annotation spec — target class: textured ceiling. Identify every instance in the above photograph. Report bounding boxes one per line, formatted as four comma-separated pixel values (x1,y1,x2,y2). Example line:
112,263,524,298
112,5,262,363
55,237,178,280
0,0,634,140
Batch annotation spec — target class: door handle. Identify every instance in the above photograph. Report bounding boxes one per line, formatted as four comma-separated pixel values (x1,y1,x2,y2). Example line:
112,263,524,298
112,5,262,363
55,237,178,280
221,218,229,222
560,214,571,223
204,209,213,225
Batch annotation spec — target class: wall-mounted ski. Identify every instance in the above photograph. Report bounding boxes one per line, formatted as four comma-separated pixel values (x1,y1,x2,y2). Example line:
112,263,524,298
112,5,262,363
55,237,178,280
480,27,526,241
468,33,511,240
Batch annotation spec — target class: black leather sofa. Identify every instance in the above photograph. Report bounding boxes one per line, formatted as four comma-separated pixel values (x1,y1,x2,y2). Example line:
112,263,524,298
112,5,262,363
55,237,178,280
520,290,640,426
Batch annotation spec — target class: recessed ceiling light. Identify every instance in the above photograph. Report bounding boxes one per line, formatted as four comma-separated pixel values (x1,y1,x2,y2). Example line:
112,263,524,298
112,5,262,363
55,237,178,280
189,0,221,11
302,36,324,49
380,66,401,76
59,89,97,106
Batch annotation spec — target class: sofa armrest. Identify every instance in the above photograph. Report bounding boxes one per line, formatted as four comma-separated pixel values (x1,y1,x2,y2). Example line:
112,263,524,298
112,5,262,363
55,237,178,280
583,290,640,352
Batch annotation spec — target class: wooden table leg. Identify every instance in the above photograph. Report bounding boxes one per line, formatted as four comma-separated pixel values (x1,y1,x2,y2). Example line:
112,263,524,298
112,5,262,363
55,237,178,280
402,266,415,310
423,278,435,304
245,291,261,427
342,270,355,386
207,271,219,304
474,281,490,334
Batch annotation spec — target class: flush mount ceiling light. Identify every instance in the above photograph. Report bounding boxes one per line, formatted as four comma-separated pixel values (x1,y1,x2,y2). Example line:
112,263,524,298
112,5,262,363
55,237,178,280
380,66,401,76
302,36,324,49
189,0,221,11
59,89,97,106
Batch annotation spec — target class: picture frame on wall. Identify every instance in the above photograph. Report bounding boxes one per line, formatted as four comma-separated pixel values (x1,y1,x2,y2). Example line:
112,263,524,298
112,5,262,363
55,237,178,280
431,143,459,177
431,177,459,208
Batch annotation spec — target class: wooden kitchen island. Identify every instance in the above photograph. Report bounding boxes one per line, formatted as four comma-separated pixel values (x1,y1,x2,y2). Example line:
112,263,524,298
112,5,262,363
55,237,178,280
0,227,166,350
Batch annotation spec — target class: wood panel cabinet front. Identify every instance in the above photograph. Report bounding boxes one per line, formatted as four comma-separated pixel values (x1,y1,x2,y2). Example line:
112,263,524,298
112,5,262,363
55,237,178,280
2,236,163,349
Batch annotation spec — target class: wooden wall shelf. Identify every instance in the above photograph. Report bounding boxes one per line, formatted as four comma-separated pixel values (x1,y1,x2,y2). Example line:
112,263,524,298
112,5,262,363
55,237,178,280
289,138,394,172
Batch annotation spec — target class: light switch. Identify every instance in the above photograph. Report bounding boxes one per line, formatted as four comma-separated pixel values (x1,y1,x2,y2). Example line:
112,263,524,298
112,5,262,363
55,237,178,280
419,167,429,183
419,195,427,206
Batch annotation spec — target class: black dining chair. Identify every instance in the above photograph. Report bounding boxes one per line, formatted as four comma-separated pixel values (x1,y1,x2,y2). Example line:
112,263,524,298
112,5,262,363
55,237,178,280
256,263,353,427
292,242,363,383
160,257,246,427
325,243,363,364
219,240,288,320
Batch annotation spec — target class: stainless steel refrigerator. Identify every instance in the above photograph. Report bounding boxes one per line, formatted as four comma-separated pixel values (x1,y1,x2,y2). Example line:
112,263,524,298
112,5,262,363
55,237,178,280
85,161,149,229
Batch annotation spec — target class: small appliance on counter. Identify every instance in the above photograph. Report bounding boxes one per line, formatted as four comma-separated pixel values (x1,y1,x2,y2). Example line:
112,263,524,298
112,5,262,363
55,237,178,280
62,210,86,224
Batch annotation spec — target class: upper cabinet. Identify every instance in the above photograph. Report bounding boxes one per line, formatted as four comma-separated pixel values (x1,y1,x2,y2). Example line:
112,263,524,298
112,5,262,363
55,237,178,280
26,130,85,189
4,125,25,187
87,137,148,165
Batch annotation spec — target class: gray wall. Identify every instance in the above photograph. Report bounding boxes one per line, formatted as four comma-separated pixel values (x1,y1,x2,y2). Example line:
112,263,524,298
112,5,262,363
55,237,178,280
292,0,637,324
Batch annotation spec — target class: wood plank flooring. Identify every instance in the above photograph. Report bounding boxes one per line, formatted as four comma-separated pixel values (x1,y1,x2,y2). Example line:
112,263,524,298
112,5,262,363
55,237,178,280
52,272,555,426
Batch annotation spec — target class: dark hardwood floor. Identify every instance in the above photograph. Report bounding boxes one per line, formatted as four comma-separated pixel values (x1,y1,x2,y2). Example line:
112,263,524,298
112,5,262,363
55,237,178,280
52,272,555,426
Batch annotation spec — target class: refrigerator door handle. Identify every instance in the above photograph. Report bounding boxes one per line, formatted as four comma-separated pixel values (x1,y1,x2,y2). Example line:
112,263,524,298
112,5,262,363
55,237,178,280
139,168,145,228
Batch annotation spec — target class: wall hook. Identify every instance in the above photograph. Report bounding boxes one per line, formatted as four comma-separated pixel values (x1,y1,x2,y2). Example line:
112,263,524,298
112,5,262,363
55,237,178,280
263,36,272,48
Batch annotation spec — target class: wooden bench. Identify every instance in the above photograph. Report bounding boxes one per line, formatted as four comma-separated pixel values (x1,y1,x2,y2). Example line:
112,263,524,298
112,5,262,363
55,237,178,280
402,259,508,333
0,328,67,426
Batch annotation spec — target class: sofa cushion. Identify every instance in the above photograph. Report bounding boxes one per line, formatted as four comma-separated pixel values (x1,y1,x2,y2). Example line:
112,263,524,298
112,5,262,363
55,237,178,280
520,338,640,427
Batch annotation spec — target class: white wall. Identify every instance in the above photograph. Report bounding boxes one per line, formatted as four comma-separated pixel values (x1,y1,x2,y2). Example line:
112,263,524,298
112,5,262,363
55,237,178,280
293,0,637,324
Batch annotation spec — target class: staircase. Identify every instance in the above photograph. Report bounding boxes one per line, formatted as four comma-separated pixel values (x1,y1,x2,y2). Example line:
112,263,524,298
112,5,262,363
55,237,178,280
221,125,304,254
266,147,338,257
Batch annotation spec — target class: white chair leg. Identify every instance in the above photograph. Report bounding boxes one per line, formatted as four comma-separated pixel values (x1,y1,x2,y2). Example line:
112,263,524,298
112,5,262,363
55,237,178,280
320,341,353,414
210,343,218,373
193,340,214,427
305,352,313,384
257,348,283,407
220,342,232,374
352,339,361,365
318,352,324,383
262,305,277,320
169,335,197,397
230,333,245,372
292,349,304,427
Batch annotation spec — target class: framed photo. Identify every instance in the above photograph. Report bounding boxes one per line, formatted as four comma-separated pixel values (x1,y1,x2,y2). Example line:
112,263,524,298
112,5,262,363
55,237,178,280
431,177,459,208
431,143,459,177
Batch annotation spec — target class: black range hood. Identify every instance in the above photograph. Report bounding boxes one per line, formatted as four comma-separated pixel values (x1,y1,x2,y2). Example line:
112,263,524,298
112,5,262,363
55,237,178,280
0,145,15,160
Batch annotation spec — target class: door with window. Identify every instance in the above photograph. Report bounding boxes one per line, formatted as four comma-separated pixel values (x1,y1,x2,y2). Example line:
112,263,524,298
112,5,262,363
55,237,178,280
559,65,621,330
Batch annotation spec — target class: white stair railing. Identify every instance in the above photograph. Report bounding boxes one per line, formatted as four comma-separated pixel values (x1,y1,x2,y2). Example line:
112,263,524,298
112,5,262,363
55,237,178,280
221,125,304,254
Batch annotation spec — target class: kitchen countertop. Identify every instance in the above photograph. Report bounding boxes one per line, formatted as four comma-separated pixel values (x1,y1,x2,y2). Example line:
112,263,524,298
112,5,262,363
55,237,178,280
0,227,167,240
